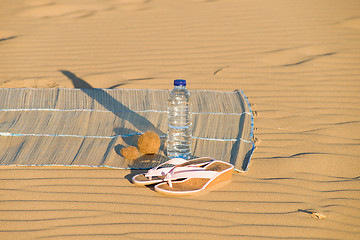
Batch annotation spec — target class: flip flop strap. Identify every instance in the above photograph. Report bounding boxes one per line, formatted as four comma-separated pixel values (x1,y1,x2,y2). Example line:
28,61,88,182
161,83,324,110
166,158,214,174
145,166,202,180
145,158,214,180
145,158,188,180
164,169,218,188
161,158,214,185
156,158,188,169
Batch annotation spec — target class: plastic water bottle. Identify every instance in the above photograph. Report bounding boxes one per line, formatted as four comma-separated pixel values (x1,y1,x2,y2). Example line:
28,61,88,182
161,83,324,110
167,79,192,159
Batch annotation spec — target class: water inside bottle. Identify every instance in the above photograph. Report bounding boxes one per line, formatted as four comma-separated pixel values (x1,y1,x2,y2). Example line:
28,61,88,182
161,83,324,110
167,85,192,159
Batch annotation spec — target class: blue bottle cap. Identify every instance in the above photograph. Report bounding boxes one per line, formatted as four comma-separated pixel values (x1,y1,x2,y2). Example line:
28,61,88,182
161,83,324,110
174,79,186,86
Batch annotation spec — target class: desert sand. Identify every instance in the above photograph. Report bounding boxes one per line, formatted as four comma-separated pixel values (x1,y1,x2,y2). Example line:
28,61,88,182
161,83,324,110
1,0,360,239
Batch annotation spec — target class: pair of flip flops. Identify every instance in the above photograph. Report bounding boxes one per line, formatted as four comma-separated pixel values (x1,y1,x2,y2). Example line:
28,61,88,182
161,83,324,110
132,157,234,196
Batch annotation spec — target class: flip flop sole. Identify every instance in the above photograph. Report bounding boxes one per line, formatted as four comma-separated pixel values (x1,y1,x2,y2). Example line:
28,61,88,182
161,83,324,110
154,161,234,196
132,157,215,186
132,174,165,186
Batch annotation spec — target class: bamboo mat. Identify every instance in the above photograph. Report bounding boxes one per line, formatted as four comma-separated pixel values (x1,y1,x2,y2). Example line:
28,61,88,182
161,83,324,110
0,88,254,171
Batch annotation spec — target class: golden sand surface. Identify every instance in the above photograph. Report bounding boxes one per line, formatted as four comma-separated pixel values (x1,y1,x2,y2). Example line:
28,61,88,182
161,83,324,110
0,0,359,239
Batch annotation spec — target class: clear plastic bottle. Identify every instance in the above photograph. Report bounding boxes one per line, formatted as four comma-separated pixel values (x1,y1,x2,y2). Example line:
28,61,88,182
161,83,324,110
167,79,192,159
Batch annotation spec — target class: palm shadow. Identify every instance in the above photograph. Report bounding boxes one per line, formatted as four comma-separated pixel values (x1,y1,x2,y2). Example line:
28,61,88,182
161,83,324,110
59,70,166,169
59,70,163,136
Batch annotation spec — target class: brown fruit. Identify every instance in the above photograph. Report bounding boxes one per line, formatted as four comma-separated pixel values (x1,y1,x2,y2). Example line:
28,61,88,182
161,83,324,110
137,131,160,154
120,146,139,160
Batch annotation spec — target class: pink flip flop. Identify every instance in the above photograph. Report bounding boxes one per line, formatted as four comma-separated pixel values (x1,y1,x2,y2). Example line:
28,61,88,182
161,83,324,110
154,160,234,196
132,157,215,186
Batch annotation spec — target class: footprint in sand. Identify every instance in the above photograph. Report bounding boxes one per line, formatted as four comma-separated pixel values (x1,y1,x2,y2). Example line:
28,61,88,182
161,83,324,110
260,45,337,67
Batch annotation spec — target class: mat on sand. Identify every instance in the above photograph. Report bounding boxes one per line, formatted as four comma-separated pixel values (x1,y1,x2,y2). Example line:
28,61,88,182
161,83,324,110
0,88,254,172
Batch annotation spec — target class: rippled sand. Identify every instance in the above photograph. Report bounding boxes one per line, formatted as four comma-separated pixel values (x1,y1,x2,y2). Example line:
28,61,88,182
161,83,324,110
0,0,359,239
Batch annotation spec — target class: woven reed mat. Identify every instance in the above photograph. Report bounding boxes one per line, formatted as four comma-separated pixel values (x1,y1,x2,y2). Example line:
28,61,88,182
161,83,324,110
0,88,254,172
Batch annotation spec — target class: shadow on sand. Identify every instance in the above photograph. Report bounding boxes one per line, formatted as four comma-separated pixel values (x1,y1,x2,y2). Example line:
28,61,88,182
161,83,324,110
59,70,167,178
59,69,163,136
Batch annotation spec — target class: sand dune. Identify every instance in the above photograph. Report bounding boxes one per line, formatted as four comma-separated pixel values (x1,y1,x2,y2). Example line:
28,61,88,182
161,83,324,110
0,0,359,239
